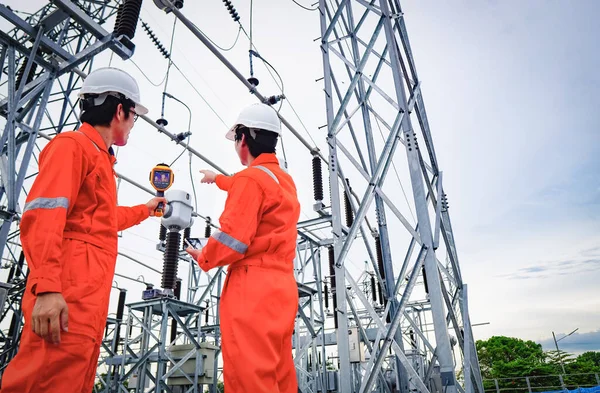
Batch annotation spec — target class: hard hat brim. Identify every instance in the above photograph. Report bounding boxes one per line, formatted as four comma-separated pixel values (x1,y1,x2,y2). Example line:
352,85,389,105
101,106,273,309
134,102,149,116
225,127,235,141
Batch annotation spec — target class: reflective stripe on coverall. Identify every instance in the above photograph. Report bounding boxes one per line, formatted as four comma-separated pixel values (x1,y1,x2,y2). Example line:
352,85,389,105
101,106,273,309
0,123,150,393
196,153,301,393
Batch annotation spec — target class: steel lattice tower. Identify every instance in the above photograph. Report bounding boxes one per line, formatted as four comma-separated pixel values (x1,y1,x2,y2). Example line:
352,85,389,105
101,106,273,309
314,0,483,392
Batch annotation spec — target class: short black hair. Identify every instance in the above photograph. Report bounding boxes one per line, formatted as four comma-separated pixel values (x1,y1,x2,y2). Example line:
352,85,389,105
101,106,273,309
234,126,278,157
79,93,134,127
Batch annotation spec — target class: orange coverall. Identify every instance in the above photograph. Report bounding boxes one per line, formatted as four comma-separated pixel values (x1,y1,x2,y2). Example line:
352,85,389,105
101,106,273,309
0,123,150,393
195,153,301,393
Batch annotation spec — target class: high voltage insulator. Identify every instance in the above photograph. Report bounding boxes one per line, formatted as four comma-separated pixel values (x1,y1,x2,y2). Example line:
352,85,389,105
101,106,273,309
141,21,171,59
114,0,143,39
328,246,338,329
113,4,124,35
324,283,329,309
204,217,212,238
170,279,182,343
161,231,181,290
422,265,429,294
222,0,240,22
409,329,417,349
375,235,390,322
7,252,24,283
312,155,323,202
344,179,353,227
182,227,191,250
15,60,37,90
370,274,377,303
159,224,167,241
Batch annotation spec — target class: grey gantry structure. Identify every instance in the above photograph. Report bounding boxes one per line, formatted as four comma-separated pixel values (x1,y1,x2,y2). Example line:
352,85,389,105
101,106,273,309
0,0,483,392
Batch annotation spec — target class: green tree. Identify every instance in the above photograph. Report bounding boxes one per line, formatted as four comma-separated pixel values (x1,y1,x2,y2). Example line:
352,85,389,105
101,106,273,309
477,336,600,391
576,351,600,368
476,336,557,391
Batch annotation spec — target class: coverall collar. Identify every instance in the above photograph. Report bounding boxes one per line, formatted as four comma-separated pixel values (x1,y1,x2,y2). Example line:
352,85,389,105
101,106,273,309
79,122,117,165
249,153,279,168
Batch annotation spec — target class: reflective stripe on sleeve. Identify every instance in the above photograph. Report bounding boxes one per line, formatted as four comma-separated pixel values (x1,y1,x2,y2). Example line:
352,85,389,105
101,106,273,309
212,231,248,254
23,197,69,213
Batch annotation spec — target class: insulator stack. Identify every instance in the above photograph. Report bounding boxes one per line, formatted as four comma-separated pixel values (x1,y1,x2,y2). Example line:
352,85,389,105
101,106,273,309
182,227,191,249
376,236,385,288
222,0,240,22
205,308,209,324
344,179,354,227
161,231,181,290
113,289,127,352
7,252,24,282
113,4,123,35
174,279,181,299
312,155,323,202
422,266,429,294
15,60,37,90
409,329,416,349
159,224,167,241
141,22,170,59
170,279,182,343
324,284,329,309
376,235,391,322
328,246,338,329
116,289,127,321
205,218,212,238
370,275,377,302
377,282,384,308
114,0,143,39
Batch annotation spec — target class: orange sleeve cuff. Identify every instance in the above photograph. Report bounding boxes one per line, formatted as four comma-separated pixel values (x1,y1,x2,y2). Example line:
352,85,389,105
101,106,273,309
30,276,62,295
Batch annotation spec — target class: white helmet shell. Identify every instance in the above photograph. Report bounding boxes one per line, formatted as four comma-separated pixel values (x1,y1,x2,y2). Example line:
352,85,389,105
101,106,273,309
225,103,281,140
79,67,149,115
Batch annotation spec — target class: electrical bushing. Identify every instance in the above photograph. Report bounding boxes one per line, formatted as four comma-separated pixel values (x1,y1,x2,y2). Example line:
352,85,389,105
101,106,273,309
328,246,338,329
204,217,212,238
160,189,193,293
115,0,143,39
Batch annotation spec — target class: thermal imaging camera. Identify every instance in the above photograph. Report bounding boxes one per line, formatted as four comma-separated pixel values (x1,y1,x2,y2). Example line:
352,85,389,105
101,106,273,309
149,163,174,217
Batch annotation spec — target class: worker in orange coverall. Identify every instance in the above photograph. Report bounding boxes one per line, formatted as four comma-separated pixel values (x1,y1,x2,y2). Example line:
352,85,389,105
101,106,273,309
0,67,165,393
186,103,301,393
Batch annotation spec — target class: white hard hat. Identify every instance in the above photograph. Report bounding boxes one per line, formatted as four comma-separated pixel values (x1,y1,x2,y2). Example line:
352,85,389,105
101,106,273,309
79,67,149,115
225,103,281,141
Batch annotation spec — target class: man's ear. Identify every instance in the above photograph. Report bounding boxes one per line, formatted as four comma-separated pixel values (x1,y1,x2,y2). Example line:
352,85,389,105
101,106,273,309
115,103,124,122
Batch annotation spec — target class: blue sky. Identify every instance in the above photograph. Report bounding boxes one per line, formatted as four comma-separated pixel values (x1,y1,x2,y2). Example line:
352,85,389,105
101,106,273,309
401,1,600,350
4,0,599,354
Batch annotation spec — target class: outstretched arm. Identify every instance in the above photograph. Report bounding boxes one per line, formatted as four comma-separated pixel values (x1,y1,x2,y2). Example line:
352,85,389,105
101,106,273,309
188,175,264,271
117,197,166,231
